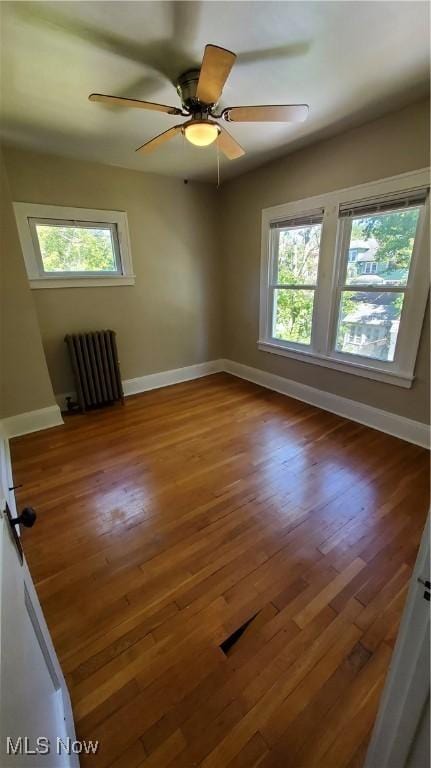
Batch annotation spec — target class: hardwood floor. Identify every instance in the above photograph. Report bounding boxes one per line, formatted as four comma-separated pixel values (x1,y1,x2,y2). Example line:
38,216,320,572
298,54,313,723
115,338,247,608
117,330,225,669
10,372,429,768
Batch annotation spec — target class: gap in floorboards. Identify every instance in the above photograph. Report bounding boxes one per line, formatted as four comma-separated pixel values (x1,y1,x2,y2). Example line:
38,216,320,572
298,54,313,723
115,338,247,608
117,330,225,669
219,612,259,656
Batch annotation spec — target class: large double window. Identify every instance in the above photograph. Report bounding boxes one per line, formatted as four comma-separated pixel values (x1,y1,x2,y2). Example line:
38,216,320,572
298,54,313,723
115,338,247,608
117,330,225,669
259,170,429,387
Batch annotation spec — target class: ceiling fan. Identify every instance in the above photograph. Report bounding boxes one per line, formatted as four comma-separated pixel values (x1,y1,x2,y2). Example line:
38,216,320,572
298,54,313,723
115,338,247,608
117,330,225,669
89,43,309,160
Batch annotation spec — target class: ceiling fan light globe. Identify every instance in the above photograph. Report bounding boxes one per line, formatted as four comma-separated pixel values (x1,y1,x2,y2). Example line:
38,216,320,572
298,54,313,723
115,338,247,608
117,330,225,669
184,122,220,147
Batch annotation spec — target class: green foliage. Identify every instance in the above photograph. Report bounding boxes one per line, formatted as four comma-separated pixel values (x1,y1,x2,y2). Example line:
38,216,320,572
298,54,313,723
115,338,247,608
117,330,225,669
363,208,419,266
274,290,314,344
277,225,320,284
351,221,364,239
274,224,320,343
347,208,419,286
37,225,116,272
360,208,419,267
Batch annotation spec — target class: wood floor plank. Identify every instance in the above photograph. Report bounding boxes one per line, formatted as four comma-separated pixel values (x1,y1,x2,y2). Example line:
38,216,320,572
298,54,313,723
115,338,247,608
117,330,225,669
10,373,429,768
293,558,366,628
225,732,269,768
137,729,186,768
292,641,393,767
256,642,372,768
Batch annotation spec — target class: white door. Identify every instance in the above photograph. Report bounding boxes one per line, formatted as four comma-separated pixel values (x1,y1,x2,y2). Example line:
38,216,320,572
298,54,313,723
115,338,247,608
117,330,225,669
0,430,78,768
365,514,430,768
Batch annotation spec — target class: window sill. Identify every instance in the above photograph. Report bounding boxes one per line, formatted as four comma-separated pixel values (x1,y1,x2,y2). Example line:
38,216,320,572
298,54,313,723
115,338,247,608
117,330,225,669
29,276,135,289
257,340,414,389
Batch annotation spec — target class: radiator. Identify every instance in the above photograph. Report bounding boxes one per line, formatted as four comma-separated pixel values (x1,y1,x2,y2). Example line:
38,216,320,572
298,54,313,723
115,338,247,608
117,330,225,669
65,330,124,412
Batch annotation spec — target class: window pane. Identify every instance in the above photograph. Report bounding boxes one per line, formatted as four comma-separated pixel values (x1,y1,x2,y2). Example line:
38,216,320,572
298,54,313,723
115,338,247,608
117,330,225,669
336,291,404,362
273,289,315,345
345,207,420,286
35,224,118,273
276,223,322,284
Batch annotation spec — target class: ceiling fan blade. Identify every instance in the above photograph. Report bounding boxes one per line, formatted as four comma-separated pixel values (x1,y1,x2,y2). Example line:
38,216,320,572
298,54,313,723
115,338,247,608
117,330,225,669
136,125,184,155
196,44,236,104
89,93,182,115
218,127,245,160
222,104,309,122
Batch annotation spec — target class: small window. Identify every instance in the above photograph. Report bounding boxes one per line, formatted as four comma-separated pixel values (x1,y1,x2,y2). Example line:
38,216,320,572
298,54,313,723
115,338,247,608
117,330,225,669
13,203,134,288
269,212,323,348
29,219,122,276
362,262,378,275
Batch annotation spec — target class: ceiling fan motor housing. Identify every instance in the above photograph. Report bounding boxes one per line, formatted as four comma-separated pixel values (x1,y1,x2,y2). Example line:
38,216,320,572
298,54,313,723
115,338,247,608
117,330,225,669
176,69,214,114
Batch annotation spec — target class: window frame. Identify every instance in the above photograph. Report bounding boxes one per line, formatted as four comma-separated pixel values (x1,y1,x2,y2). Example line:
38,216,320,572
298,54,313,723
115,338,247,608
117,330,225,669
13,203,135,288
259,168,430,389
268,211,324,351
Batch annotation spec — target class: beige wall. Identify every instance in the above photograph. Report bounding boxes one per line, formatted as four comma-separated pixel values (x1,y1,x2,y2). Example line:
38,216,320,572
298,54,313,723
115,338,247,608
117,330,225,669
0,149,56,418
3,147,222,395
220,99,430,424
2,99,430,425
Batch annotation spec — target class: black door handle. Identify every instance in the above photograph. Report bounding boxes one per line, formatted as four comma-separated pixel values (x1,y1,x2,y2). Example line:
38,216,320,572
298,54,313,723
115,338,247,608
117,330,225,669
9,507,37,529
417,577,430,602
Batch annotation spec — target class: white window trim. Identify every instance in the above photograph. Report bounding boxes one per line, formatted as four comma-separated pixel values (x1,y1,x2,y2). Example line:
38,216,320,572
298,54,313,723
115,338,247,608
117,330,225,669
259,168,430,389
13,202,135,288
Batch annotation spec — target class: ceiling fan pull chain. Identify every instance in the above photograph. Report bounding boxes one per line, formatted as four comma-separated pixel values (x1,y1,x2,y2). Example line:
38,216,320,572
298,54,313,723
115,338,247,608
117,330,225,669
182,128,187,167
217,138,220,189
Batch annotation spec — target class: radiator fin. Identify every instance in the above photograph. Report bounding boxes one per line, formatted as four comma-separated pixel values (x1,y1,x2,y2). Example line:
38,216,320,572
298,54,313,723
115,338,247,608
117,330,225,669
65,330,124,411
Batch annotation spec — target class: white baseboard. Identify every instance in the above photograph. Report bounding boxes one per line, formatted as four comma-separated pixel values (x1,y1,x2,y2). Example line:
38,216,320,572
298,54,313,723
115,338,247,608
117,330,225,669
223,359,430,449
55,359,224,410
12,358,429,448
123,359,224,396
1,405,64,439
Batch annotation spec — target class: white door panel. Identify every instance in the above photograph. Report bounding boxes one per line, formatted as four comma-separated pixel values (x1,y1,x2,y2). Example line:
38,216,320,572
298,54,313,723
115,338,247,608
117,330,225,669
0,430,78,767
365,514,430,768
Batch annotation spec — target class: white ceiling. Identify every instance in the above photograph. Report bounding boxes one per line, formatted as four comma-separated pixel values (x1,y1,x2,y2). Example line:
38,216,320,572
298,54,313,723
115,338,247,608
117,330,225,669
1,1,429,182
